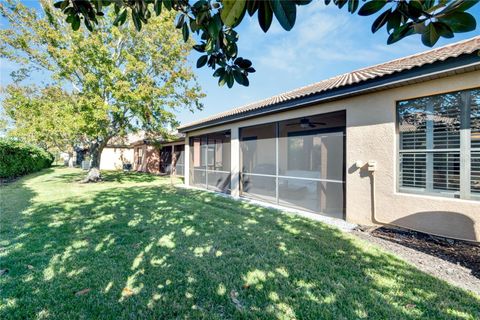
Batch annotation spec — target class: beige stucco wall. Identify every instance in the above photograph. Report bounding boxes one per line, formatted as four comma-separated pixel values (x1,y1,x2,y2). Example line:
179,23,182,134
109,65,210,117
184,70,480,241
100,147,133,170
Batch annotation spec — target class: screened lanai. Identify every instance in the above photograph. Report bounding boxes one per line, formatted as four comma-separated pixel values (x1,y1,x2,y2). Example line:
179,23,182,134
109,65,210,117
189,130,231,193
239,111,346,219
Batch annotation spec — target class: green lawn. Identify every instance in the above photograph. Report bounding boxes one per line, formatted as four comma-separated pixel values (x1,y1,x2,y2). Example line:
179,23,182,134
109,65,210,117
1,167,479,319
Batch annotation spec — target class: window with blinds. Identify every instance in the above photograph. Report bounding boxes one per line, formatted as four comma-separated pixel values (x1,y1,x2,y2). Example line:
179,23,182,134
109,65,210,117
398,88,479,200
472,90,480,195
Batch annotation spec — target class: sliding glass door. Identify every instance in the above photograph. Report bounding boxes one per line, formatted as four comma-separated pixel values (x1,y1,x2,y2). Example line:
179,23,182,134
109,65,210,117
160,146,172,174
240,111,345,218
189,131,231,193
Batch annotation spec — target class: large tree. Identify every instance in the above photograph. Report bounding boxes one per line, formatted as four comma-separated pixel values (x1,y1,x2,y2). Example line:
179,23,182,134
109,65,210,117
52,0,479,88
0,0,204,181
1,85,84,155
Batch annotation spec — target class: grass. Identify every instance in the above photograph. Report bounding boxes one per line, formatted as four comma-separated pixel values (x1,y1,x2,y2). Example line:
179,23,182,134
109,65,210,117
0,167,479,319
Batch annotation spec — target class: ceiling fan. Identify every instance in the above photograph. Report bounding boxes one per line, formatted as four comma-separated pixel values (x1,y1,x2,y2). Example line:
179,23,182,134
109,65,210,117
286,118,326,129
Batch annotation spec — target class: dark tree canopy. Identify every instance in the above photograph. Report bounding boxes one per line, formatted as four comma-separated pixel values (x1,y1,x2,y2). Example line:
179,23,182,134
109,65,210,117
53,0,479,88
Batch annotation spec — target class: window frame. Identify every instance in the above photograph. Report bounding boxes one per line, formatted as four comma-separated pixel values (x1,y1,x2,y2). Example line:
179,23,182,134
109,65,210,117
396,87,480,201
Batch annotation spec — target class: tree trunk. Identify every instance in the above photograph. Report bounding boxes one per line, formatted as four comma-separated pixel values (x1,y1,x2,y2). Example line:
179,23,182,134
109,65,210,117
68,152,74,167
82,139,107,183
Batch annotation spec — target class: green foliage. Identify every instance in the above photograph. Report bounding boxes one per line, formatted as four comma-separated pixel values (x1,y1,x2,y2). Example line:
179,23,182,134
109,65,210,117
51,0,478,88
0,138,54,179
1,85,84,153
0,0,204,170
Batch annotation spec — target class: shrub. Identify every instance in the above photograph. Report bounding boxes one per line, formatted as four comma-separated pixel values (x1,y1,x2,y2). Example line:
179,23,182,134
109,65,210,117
0,138,54,179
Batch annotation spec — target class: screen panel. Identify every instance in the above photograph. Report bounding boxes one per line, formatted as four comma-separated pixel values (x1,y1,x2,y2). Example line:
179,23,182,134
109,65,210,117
241,174,276,203
240,123,276,175
278,178,344,218
189,131,231,193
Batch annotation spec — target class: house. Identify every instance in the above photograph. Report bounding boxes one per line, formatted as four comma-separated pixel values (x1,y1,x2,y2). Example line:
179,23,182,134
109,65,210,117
178,36,480,242
72,133,140,170
99,135,138,170
132,135,185,175
100,146,133,170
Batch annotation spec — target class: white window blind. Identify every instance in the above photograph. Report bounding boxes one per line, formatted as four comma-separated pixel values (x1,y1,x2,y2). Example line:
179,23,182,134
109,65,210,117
398,88,479,200
472,90,480,195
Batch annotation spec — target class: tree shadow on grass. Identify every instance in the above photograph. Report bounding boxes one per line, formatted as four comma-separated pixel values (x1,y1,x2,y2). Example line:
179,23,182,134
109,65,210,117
101,171,159,183
1,181,479,319
41,169,160,184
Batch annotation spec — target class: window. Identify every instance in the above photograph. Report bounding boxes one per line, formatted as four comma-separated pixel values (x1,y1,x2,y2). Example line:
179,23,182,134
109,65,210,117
137,148,143,165
398,88,480,200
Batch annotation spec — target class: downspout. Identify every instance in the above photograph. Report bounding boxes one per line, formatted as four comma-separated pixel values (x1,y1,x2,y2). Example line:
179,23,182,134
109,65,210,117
369,168,383,225
355,160,385,225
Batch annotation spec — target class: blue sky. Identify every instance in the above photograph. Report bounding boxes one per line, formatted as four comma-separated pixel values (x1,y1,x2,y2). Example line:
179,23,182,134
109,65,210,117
1,1,479,127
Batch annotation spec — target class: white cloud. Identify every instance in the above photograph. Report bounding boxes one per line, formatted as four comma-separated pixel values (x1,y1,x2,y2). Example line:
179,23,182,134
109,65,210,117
239,3,429,81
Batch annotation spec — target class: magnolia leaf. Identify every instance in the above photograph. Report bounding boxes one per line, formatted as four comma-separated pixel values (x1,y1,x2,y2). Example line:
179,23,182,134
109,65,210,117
247,0,259,16
295,0,313,5
386,10,401,32
154,0,162,15
371,9,391,33
197,55,208,68
113,10,127,26
226,72,234,88
444,0,480,14
271,0,297,31
258,1,273,32
132,11,142,31
218,75,227,87
358,0,387,16
163,0,172,10
439,12,476,33
348,0,359,13
207,14,222,37
175,14,185,29
387,24,415,44
213,68,225,77
421,23,440,47
182,23,189,42
72,15,80,31
221,0,247,27
233,69,245,85
433,21,454,39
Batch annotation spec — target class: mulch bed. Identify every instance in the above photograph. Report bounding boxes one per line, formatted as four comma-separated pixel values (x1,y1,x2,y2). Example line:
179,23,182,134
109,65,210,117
362,226,480,279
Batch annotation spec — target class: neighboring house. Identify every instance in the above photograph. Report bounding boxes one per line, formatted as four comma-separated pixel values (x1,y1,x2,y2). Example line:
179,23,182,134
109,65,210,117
99,134,142,170
178,36,480,242
100,146,134,171
73,133,142,170
132,135,185,175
